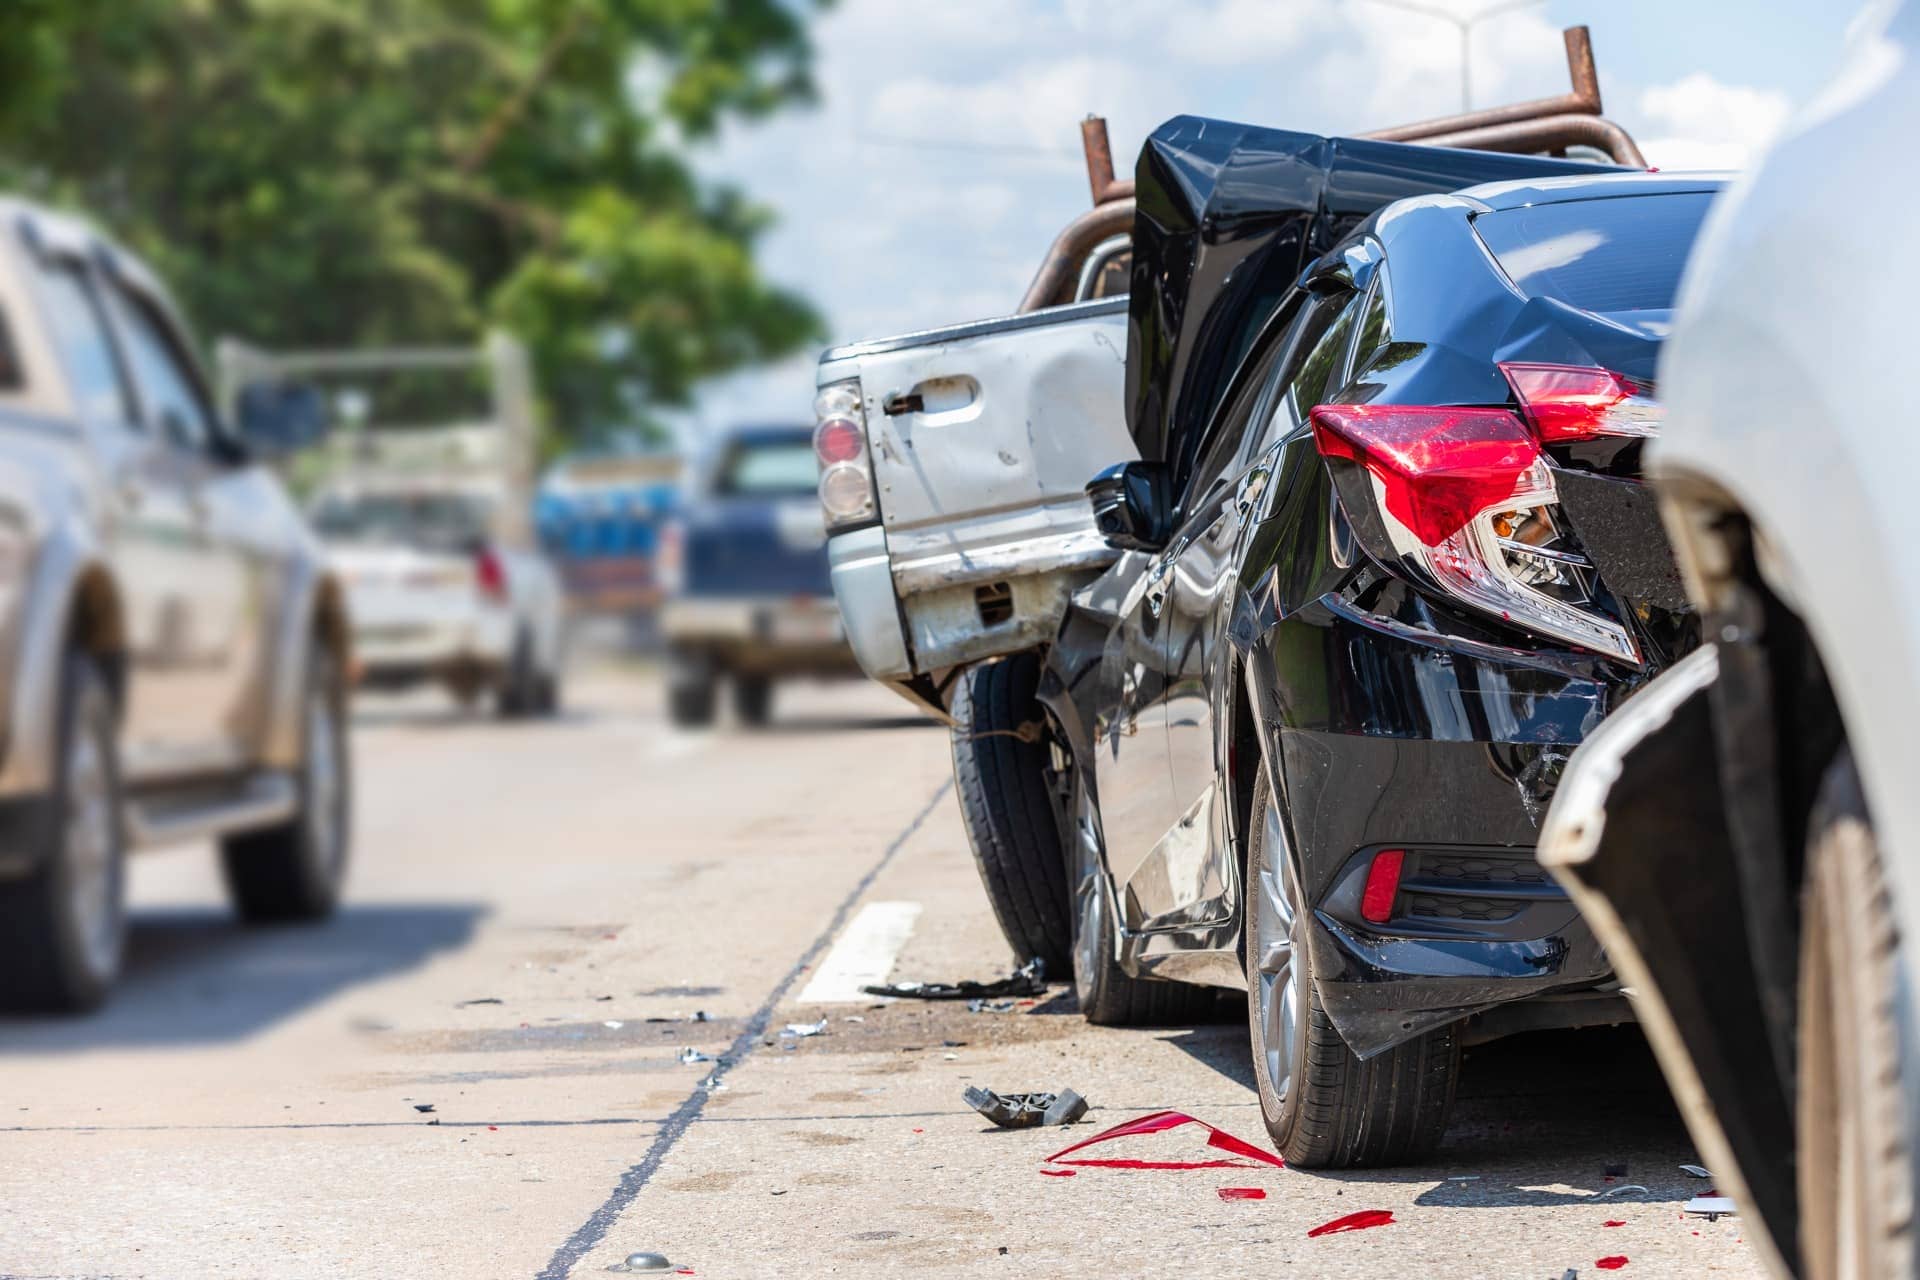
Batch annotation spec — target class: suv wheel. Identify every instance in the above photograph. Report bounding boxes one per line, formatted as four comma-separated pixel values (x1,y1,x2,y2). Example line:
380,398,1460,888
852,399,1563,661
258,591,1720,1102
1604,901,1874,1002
732,675,773,727
222,648,350,921
1246,768,1459,1167
0,651,126,1012
1799,749,1915,1280
496,630,537,719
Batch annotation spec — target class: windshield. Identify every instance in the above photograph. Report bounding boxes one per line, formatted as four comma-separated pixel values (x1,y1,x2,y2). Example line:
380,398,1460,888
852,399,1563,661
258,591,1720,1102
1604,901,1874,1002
716,439,817,497
312,491,493,549
1472,190,1716,314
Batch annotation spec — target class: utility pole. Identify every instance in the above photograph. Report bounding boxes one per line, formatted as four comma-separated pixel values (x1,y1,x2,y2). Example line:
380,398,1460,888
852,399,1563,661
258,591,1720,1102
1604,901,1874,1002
1350,0,1547,111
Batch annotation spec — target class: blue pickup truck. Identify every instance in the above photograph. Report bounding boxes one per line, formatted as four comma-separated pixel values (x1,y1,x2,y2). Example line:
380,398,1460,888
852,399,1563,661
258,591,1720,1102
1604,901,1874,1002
658,424,859,726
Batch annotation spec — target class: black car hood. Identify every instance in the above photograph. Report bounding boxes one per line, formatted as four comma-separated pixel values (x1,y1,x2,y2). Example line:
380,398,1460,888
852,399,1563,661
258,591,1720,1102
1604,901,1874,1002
1126,115,1619,466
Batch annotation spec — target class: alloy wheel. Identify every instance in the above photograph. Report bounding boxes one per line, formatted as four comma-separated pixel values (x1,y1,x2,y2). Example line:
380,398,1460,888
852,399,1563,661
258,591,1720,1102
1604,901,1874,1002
1252,794,1301,1104
64,694,121,980
305,684,346,879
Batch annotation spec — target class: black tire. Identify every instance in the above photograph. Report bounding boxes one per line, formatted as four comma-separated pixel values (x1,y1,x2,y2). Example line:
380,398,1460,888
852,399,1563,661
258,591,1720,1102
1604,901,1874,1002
950,654,1073,976
666,649,717,728
1245,768,1459,1167
221,648,350,922
0,652,126,1012
1070,802,1219,1027
1798,750,1914,1280
495,631,537,720
533,669,562,717
732,675,773,727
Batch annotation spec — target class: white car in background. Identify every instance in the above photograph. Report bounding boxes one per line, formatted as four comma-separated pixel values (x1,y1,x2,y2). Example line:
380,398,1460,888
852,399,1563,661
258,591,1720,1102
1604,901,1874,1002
1539,5,1920,1276
314,480,566,716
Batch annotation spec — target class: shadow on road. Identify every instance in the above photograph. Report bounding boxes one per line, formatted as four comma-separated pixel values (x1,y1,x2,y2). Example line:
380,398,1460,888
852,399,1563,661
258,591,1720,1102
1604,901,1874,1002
753,713,940,735
0,902,486,1052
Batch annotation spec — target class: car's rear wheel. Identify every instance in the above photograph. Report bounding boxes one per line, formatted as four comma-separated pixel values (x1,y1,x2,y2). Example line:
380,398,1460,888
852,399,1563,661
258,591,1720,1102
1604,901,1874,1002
0,651,126,1012
666,649,717,728
733,674,773,727
1246,769,1459,1167
496,630,538,719
222,648,350,922
1798,749,1915,1280
949,654,1072,976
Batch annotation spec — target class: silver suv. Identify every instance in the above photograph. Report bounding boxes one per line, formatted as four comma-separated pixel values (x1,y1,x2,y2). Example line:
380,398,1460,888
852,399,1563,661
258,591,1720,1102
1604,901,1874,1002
0,200,351,1011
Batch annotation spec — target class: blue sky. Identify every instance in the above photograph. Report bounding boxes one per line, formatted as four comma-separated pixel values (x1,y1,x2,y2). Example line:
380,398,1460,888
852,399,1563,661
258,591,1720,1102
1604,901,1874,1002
678,0,1861,437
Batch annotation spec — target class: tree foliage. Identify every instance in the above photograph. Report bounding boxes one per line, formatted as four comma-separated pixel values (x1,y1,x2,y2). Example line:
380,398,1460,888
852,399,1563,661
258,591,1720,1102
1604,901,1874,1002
0,0,826,441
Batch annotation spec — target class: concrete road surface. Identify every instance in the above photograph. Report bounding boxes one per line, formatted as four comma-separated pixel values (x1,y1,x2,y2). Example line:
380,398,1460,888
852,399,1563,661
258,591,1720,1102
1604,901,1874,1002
0,667,1764,1279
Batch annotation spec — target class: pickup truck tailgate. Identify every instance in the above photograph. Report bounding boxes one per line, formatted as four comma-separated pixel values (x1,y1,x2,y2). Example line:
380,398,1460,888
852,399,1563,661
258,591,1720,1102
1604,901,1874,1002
819,297,1134,674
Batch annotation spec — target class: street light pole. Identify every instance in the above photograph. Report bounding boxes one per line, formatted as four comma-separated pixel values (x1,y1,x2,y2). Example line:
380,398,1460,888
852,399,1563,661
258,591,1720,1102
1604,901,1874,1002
1350,0,1547,112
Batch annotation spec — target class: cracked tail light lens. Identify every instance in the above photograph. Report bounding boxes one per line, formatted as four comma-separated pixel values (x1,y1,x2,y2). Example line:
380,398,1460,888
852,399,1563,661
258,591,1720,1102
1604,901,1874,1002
1311,403,1640,665
814,379,877,527
1499,362,1662,442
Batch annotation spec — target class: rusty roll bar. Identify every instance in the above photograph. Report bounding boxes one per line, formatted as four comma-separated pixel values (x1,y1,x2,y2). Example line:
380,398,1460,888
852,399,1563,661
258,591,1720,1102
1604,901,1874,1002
1080,116,1134,205
1415,112,1646,169
1364,25,1603,143
1018,198,1135,314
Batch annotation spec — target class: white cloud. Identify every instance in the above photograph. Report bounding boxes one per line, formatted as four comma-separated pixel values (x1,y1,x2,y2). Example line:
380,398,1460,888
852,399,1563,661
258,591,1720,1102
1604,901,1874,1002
1633,72,1792,170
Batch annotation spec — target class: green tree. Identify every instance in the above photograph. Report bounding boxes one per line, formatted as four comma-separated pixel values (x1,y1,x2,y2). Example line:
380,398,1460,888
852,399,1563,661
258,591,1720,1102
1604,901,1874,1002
0,0,826,442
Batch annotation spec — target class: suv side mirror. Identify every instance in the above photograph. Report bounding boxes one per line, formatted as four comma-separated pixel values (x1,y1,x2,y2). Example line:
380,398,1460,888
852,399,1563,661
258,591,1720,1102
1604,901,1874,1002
236,380,330,459
1087,460,1172,552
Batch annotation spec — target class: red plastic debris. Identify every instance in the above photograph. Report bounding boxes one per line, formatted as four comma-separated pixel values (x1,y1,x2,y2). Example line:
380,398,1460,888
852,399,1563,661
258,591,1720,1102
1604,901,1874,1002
488,1125,498,1132
1218,1188,1267,1201
1597,1257,1629,1271
1603,1220,1626,1228
912,1128,924,1134
1308,1210,1395,1237
1043,1110,1285,1171
1039,1169,1077,1178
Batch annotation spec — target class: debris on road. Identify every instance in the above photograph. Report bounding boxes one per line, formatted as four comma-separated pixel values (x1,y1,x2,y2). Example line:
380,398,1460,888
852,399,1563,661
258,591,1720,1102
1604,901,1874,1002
1307,1209,1395,1236
604,1020,624,1029
607,1251,675,1274
1597,1184,1650,1199
1596,1257,1629,1271
1679,1164,1712,1178
863,957,1046,1001
964,1087,1088,1129
1039,1169,1077,1178
1603,1220,1626,1228
781,1020,828,1038
1218,1187,1267,1201
1683,1195,1738,1221
456,997,503,1007
967,999,1018,1014
412,1104,435,1114
1043,1110,1284,1171
678,1047,712,1065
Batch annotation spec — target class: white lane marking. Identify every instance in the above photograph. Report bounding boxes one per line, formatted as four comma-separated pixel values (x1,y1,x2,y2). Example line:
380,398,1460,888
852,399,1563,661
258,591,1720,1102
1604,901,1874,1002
797,901,922,1004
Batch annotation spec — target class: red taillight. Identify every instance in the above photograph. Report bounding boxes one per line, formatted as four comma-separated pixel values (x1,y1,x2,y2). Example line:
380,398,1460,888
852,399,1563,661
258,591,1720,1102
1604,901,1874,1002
1499,362,1662,443
475,548,508,601
814,417,864,465
1361,849,1405,925
1309,404,1544,546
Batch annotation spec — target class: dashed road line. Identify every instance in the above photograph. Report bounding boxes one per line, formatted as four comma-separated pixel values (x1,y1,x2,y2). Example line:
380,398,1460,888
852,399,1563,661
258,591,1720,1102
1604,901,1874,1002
796,900,922,1003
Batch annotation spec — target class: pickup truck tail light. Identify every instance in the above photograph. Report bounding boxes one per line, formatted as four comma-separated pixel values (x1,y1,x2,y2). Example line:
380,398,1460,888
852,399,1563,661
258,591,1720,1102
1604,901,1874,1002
814,379,878,529
656,519,685,596
474,547,509,602
1311,402,1640,664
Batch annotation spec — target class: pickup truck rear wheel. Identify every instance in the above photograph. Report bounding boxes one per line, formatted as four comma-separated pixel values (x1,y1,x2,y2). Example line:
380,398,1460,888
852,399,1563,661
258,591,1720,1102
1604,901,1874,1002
667,649,717,728
1798,749,1915,1280
496,630,538,720
0,651,126,1012
1246,769,1459,1167
221,649,350,922
949,654,1072,976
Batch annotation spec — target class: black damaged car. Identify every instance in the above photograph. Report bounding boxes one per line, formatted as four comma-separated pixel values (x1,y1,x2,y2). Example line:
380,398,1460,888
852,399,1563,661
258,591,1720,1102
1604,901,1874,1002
1031,119,1719,1166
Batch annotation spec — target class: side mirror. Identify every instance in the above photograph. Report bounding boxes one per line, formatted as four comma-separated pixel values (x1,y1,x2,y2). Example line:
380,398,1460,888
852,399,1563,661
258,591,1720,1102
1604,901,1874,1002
236,380,330,459
1087,460,1172,552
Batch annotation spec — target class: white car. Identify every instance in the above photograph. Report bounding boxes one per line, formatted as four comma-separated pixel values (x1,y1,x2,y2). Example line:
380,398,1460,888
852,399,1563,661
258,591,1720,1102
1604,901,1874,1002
315,480,566,716
1538,6,1920,1276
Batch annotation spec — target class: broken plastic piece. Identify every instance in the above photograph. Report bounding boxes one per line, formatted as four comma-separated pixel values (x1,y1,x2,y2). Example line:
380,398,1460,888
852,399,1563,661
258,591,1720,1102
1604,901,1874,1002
863,957,1046,1001
1603,1220,1626,1228
1039,1169,1077,1178
1307,1209,1395,1236
1595,1257,1628,1271
967,999,1018,1014
1597,1184,1650,1199
964,1087,1088,1129
1679,1164,1711,1178
1218,1187,1267,1201
456,997,504,1007
1683,1195,1737,1221
678,1047,712,1065
781,1020,828,1038
1044,1110,1284,1171
413,1104,435,1114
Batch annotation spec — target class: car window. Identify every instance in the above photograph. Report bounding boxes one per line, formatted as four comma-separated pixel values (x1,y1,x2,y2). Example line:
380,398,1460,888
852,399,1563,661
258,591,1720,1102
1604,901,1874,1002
100,281,219,452
1349,267,1391,378
35,264,130,424
717,439,817,497
312,491,494,549
1283,289,1366,427
1472,191,1715,314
